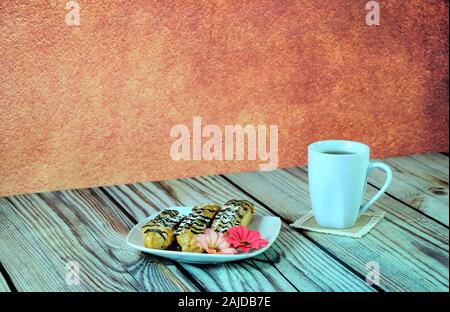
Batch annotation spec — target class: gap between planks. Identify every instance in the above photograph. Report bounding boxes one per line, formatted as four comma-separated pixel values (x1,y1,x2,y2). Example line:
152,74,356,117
367,181,449,229
0,262,16,292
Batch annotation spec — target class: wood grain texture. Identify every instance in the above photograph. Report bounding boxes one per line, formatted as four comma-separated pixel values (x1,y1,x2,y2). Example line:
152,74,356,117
368,154,449,225
1,193,148,291
42,189,198,292
225,164,449,291
383,156,448,205
104,179,374,291
408,153,450,175
0,194,135,291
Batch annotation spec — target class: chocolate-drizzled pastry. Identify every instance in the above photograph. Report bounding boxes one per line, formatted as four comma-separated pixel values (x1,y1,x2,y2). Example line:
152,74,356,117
211,199,255,233
140,210,185,249
175,204,220,252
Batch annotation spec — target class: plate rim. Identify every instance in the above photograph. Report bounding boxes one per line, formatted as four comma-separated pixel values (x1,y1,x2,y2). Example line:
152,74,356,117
126,206,281,261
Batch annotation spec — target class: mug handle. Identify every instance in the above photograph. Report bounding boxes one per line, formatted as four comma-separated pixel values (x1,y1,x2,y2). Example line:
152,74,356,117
360,162,393,213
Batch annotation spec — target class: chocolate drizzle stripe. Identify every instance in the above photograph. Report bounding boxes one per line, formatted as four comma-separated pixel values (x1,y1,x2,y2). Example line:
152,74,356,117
144,228,168,240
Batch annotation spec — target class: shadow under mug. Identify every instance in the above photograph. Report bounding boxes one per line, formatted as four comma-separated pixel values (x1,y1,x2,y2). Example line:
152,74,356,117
308,140,392,229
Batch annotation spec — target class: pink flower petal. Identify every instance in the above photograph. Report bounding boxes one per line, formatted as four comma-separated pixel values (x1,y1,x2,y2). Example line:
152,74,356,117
224,226,269,253
239,245,252,253
251,239,268,249
205,247,218,254
196,239,209,250
237,226,246,240
218,239,233,251
194,233,207,243
210,229,218,245
203,229,213,246
226,226,247,247
247,230,261,242
221,247,238,254
226,233,240,247
216,236,226,246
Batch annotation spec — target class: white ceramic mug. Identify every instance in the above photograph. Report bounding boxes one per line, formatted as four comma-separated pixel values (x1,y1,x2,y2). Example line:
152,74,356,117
308,140,392,228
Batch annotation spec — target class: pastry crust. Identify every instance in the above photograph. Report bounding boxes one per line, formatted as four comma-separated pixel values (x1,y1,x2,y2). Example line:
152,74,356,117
141,200,256,252
211,199,255,233
140,210,185,249
175,204,220,252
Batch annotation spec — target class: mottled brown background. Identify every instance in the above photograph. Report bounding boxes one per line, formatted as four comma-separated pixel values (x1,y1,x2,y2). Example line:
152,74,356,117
0,1,448,196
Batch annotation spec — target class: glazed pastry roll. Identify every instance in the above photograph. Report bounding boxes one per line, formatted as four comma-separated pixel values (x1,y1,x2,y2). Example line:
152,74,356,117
211,199,255,233
175,204,220,252
140,210,185,250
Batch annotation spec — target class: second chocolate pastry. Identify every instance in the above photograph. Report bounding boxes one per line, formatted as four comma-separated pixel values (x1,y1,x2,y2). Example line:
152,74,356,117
175,204,220,252
211,199,255,233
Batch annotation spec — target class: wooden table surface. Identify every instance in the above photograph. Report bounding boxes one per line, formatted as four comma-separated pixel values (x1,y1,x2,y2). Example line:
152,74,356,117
0,153,448,292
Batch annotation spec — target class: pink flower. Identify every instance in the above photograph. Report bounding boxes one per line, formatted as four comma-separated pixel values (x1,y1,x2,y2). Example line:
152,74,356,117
194,229,238,254
226,226,268,253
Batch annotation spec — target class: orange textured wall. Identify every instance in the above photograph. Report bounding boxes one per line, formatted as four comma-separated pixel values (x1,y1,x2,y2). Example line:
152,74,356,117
0,0,448,196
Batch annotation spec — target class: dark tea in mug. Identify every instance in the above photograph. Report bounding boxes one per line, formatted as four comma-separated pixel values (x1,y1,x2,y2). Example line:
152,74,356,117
322,151,356,155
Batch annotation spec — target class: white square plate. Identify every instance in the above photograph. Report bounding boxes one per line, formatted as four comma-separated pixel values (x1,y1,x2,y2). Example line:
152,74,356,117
126,207,281,264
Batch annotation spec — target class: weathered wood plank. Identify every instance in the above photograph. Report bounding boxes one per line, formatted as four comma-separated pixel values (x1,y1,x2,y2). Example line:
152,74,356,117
105,178,375,291
103,183,300,292
368,155,449,225
225,166,449,292
383,156,448,204
408,153,449,176
42,189,198,292
0,194,140,291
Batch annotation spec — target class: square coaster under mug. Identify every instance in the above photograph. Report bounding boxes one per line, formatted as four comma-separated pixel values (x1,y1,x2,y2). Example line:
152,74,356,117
290,210,385,238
